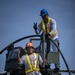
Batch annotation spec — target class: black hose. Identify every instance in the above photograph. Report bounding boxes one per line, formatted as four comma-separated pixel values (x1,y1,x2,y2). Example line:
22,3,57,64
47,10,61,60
50,39,72,75
0,35,40,54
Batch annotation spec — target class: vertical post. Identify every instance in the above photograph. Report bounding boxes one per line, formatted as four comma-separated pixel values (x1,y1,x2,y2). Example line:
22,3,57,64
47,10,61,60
42,32,45,67
7,72,10,75
46,37,50,59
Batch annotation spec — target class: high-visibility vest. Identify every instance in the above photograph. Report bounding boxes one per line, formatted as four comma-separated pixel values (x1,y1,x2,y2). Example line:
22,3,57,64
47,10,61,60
41,18,51,34
25,53,40,74
41,17,58,38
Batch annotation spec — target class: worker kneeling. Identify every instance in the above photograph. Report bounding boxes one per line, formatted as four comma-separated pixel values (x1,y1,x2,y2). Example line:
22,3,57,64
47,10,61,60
16,42,46,75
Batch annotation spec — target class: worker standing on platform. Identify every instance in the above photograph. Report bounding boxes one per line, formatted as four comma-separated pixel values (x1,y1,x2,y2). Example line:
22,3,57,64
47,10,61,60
33,9,60,72
16,42,46,75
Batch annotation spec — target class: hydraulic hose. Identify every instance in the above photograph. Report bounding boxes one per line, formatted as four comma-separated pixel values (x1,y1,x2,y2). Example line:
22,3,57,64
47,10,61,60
50,39,72,75
0,35,41,54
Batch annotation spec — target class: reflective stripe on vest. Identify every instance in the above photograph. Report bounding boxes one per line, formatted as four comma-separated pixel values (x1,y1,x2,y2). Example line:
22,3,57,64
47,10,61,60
42,18,51,34
25,53,40,74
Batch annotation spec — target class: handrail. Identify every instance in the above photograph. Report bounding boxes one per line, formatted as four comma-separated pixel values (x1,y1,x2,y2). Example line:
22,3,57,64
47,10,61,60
41,69,75,73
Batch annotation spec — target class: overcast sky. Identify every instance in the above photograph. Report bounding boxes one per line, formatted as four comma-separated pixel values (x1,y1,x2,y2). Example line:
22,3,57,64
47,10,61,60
0,0,75,75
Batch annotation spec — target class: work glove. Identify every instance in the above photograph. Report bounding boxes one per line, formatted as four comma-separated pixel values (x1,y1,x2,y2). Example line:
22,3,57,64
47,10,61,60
45,33,50,39
33,23,37,30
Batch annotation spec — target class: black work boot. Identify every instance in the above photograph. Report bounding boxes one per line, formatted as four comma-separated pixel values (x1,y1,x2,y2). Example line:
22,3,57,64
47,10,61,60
53,67,60,73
